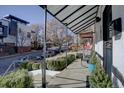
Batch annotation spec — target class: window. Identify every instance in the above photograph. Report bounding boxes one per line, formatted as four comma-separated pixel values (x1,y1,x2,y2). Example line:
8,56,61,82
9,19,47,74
9,21,17,36
27,32,31,38
0,27,3,35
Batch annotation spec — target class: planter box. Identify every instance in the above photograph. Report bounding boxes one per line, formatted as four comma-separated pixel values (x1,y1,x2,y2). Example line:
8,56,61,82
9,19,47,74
88,63,96,73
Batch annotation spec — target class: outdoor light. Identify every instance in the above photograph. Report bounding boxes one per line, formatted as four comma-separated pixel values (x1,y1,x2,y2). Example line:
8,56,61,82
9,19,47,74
96,17,101,22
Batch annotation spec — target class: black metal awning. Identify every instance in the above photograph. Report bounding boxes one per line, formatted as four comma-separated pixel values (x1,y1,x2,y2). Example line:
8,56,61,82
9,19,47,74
40,5,99,34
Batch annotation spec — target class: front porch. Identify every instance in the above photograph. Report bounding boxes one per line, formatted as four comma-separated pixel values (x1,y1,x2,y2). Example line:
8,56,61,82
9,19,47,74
32,58,90,88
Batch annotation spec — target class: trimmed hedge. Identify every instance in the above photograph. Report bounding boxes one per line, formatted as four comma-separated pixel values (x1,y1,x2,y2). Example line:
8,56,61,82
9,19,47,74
32,63,40,70
47,54,76,71
20,62,28,69
20,61,41,71
67,54,75,65
76,53,83,59
27,62,33,71
20,54,76,71
0,69,33,88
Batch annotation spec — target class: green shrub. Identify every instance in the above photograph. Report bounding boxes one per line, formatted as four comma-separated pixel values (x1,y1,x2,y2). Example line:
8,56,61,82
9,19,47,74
47,60,56,70
20,61,42,71
0,69,33,88
89,54,112,88
76,53,83,59
20,54,75,71
47,58,65,71
32,63,40,70
47,54,75,71
67,54,75,65
27,62,33,71
20,62,28,69
56,58,66,70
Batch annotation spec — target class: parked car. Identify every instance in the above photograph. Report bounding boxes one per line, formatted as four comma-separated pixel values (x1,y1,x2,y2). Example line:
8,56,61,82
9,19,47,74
35,55,44,60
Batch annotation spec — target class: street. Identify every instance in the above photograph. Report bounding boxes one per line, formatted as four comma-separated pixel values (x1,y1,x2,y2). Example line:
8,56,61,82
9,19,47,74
0,50,43,76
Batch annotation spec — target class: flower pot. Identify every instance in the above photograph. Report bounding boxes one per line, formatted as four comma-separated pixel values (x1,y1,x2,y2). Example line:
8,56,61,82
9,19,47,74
88,63,96,73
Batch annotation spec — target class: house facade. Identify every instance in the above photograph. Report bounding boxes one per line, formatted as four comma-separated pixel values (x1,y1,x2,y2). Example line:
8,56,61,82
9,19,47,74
0,15,31,56
95,5,124,87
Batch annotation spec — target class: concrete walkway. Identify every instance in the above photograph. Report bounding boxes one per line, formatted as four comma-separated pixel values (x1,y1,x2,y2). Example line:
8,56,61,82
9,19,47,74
47,59,90,88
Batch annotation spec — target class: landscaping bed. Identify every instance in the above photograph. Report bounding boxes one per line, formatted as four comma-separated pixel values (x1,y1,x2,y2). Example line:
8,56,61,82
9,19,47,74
47,54,76,71
20,54,76,71
0,69,33,88
20,61,41,71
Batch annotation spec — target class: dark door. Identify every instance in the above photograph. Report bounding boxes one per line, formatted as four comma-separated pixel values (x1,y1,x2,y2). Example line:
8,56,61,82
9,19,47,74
103,6,112,77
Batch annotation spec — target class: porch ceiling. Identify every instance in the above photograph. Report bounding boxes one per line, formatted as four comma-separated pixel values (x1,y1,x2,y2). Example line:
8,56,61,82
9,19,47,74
40,5,99,34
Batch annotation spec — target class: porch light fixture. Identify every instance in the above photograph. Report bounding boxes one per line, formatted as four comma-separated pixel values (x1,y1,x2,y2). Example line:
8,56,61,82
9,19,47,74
96,17,101,22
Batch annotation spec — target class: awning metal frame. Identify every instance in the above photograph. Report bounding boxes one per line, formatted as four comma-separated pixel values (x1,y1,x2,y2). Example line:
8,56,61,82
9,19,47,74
54,5,69,16
40,5,99,34
74,20,95,33
71,16,96,31
40,5,74,33
67,5,98,26
61,5,86,22
69,11,97,29
75,22,95,34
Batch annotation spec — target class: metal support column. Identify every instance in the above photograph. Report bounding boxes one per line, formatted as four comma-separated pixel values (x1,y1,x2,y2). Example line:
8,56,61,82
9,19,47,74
65,24,68,69
77,34,79,52
42,5,47,88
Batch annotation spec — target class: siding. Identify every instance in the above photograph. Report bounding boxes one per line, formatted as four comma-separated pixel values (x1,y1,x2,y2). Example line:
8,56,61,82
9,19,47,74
112,5,124,87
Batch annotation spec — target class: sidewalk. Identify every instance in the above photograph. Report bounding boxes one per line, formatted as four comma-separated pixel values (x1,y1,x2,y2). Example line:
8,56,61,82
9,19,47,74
47,59,90,88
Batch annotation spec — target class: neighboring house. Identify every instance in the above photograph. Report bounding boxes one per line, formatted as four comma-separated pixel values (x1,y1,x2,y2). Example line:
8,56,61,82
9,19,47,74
95,5,124,87
0,14,31,55
0,18,9,56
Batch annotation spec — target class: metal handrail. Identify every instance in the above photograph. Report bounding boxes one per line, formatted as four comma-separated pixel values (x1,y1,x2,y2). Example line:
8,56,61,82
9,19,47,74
3,61,16,76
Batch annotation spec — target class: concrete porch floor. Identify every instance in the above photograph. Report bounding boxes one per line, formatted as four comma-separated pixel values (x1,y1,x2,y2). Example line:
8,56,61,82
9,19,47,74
47,59,90,88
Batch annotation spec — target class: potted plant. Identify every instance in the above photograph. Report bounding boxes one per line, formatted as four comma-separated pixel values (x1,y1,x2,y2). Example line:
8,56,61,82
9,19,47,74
87,53,97,73
89,54,112,88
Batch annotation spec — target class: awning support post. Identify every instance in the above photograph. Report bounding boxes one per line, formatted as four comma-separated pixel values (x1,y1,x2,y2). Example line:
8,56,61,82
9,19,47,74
42,5,47,88
65,23,68,69
77,34,79,53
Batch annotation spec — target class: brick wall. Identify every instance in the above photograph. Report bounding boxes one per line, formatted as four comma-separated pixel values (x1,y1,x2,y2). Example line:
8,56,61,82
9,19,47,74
17,46,31,53
0,44,31,57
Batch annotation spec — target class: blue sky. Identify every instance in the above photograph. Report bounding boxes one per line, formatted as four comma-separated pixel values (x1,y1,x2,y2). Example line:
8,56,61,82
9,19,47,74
0,5,74,35
0,5,53,25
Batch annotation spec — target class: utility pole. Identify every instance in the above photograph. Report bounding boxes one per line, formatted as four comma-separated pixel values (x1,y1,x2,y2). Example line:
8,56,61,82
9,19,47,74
42,5,47,88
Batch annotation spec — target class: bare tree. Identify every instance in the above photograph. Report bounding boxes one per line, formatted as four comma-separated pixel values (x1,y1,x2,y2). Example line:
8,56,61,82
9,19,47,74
43,19,73,50
18,28,26,47
30,24,44,49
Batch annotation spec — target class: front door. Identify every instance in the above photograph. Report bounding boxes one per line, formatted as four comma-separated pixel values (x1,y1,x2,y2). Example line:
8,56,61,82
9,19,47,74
103,6,112,77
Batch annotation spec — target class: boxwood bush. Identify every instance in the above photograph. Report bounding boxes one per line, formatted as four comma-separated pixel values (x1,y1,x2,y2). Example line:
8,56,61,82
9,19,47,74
47,59,66,71
27,62,33,71
20,54,76,71
47,54,76,71
67,54,75,65
0,69,33,88
32,63,40,70
76,53,83,59
20,61,41,71
20,62,28,69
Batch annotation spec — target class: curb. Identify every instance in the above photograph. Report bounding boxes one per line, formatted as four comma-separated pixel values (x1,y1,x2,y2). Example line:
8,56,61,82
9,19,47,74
0,50,41,60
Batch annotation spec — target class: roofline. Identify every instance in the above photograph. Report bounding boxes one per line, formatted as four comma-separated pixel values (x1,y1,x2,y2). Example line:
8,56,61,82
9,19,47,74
4,14,29,24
